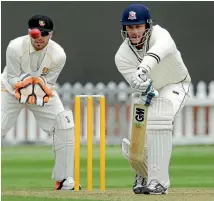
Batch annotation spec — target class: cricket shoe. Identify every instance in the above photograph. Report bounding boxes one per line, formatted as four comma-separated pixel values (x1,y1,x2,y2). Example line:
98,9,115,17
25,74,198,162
133,174,147,194
55,177,81,190
143,179,168,195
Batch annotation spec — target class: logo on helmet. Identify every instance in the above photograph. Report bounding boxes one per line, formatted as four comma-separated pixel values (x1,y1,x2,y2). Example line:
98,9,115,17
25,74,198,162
128,11,137,20
39,20,45,27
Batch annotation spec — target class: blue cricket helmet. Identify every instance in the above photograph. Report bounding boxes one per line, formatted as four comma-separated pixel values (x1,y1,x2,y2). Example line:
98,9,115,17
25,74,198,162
120,4,153,48
121,4,152,26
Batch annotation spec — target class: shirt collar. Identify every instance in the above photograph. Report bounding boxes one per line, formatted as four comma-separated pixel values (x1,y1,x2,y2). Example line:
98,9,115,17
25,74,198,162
29,39,48,54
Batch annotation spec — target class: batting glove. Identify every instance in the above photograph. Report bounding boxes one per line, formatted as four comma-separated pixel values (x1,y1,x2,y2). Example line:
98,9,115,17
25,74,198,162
130,67,151,93
140,87,159,106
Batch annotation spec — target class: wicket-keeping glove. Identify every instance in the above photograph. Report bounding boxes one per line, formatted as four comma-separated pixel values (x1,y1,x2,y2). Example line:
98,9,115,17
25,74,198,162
33,76,52,106
14,74,34,104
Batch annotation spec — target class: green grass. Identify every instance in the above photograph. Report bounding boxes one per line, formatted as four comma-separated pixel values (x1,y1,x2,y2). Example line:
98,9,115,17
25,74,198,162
2,145,214,201
2,196,99,201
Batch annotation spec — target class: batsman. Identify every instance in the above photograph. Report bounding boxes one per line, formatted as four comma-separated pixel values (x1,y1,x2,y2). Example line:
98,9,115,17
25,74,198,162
115,4,191,194
1,15,79,190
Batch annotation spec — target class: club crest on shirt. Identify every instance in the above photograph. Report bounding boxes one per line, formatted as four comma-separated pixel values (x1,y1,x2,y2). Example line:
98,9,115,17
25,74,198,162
128,11,137,20
39,20,45,27
41,67,49,76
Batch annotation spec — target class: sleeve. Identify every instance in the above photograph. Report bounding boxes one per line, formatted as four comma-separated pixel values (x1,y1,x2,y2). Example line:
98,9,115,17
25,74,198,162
139,28,176,72
44,51,66,88
6,45,22,87
115,52,136,85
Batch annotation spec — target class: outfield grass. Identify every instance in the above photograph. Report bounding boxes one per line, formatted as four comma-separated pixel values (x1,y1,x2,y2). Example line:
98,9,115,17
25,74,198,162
2,145,214,201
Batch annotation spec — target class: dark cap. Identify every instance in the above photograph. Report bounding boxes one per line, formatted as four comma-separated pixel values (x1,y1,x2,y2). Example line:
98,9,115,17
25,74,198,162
28,15,54,32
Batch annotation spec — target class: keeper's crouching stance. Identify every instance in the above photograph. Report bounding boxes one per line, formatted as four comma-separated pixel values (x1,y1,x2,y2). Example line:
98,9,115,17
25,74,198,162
115,4,191,194
1,14,79,190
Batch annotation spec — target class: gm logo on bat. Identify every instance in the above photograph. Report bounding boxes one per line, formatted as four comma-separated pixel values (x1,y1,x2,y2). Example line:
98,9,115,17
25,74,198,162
133,105,146,127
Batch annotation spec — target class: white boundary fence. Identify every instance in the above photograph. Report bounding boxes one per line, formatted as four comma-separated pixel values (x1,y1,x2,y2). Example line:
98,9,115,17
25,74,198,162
2,81,214,146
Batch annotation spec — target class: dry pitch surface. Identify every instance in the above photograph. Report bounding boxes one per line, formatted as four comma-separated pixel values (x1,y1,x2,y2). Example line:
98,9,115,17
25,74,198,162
2,188,214,201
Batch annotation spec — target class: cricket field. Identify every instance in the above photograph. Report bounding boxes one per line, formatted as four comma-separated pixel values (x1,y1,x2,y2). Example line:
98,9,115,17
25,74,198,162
2,145,214,201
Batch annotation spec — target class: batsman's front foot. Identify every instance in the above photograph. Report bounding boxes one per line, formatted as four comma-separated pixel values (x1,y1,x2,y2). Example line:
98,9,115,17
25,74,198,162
133,174,147,194
143,179,168,195
55,177,81,190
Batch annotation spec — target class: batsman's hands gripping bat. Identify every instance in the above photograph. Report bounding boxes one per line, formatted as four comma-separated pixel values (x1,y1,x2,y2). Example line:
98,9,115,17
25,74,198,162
15,74,34,104
33,76,52,106
130,67,152,93
140,86,159,106
131,66,158,105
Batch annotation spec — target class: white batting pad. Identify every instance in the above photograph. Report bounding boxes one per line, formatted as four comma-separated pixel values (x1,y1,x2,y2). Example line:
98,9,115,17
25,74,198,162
52,110,75,181
121,138,148,179
147,98,174,188
147,97,174,130
147,130,172,188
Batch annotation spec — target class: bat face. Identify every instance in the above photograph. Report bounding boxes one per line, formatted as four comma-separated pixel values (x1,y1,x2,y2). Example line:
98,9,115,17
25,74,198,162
129,103,148,161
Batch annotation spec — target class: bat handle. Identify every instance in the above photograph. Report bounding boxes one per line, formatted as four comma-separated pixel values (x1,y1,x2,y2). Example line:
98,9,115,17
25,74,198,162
141,80,153,96
141,90,157,107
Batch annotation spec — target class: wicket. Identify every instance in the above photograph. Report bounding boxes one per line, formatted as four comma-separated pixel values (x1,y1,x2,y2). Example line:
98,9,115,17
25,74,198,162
74,95,106,191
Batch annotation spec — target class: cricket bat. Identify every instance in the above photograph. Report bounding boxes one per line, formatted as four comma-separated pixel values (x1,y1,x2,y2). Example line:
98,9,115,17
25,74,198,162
129,102,148,162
